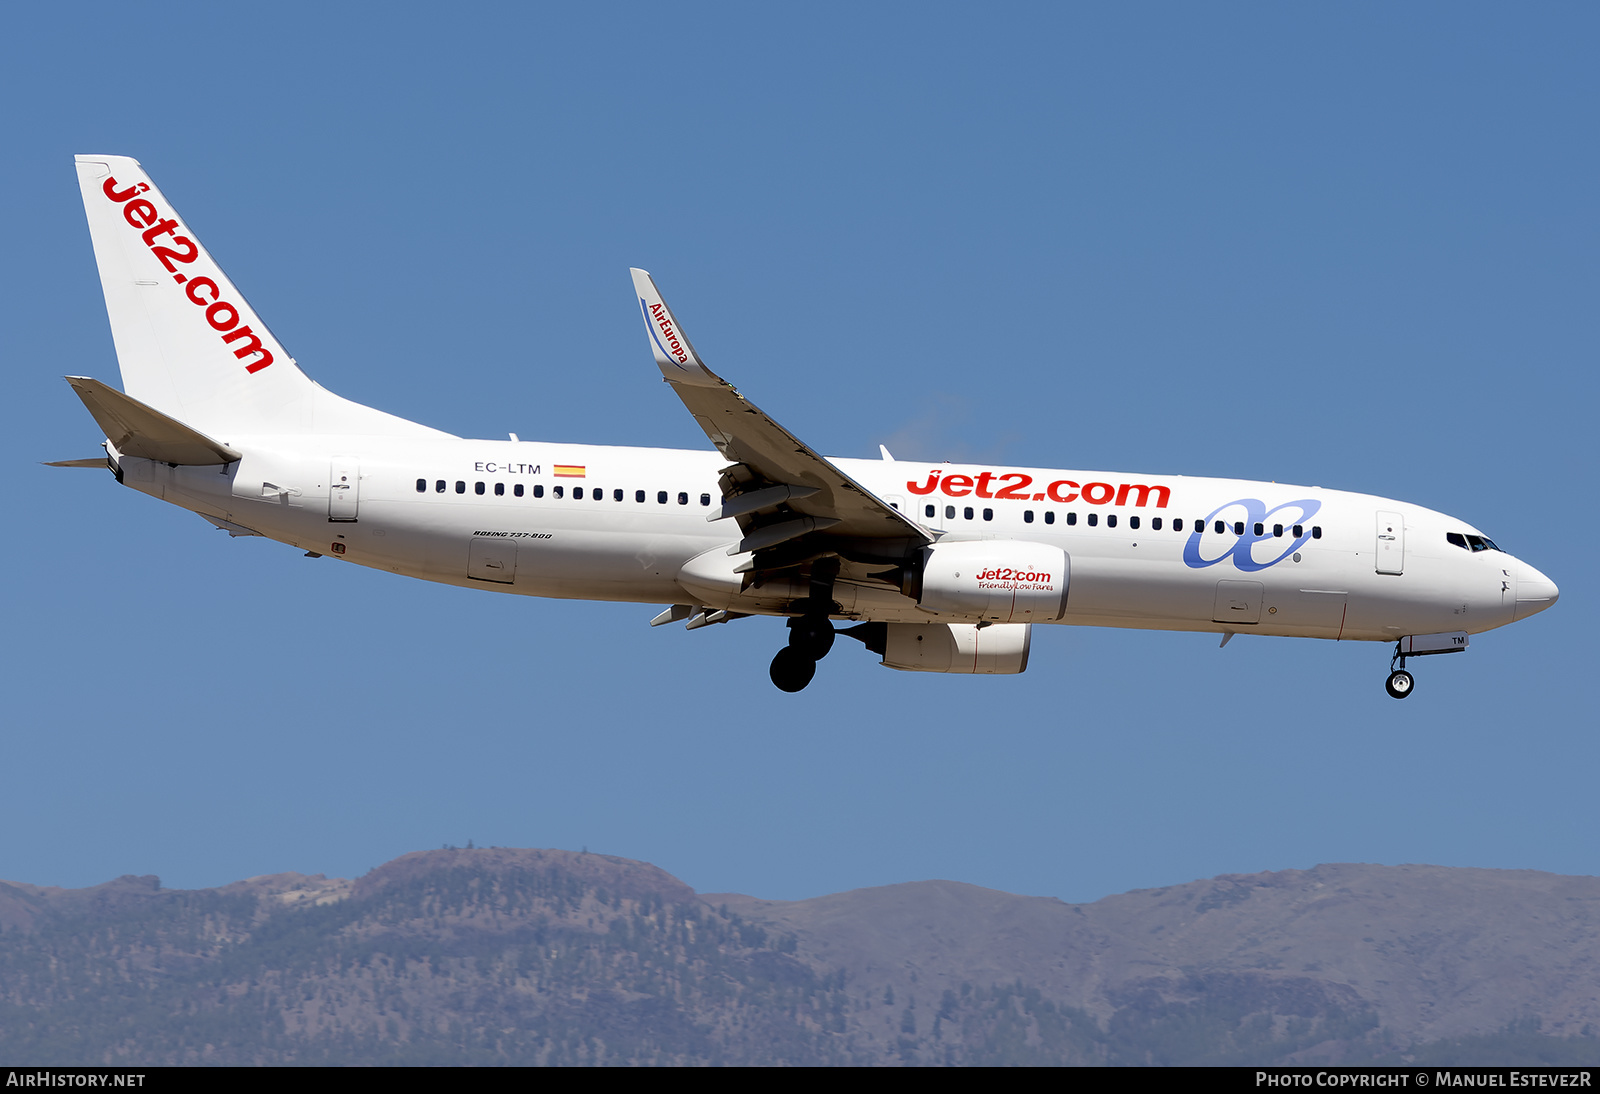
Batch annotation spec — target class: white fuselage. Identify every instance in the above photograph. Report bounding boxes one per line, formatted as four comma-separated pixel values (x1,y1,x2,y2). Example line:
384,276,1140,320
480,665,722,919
65,153,1560,692
118,433,1555,644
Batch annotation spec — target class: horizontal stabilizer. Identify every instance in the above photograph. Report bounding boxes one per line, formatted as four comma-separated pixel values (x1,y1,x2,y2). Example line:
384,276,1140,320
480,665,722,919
43,457,109,469
65,376,240,465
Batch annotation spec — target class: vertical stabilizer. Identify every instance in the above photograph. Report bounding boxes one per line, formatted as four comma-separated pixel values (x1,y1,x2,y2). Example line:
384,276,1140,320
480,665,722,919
74,156,446,439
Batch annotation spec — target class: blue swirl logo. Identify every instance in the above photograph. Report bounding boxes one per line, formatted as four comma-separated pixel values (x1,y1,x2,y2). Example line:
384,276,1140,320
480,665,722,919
1182,498,1322,572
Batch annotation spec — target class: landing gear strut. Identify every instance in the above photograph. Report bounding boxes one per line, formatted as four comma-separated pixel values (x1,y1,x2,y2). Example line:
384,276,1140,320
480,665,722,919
768,559,838,693
1386,643,1415,700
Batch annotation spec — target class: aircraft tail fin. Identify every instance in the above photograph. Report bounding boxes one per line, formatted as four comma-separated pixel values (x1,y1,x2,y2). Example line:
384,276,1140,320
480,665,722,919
73,156,447,440
66,376,240,465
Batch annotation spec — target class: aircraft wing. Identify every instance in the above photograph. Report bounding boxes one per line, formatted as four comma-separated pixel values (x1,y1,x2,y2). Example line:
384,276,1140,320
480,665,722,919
630,269,933,579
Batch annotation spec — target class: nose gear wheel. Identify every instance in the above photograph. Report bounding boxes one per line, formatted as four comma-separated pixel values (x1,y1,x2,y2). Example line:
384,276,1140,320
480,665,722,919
1385,669,1415,699
1385,642,1416,699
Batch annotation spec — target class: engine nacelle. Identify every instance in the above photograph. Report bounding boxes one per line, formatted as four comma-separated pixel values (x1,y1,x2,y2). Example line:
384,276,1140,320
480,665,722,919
881,622,1031,674
916,540,1068,622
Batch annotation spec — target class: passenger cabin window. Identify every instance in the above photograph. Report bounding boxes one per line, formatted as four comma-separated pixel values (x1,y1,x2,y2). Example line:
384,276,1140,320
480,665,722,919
1107,514,1117,528
436,480,446,493
1087,513,1098,527
455,481,466,494
533,484,544,498
554,486,564,498
1129,516,1140,530
1214,520,1225,534
701,493,712,506
963,506,974,520
1293,524,1303,537
415,478,426,493
1066,512,1076,526
574,487,584,499
1045,511,1055,525
514,484,524,497
494,482,505,496
678,492,688,505
1312,526,1324,541
925,504,936,518
1253,522,1264,536
945,505,955,519
982,508,993,521
615,489,624,502
1152,517,1162,530
636,490,646,503
475,482,485,495
1173,518,1182,531
1024,510,1034,523
658,491,668,504
1273,523,1283,537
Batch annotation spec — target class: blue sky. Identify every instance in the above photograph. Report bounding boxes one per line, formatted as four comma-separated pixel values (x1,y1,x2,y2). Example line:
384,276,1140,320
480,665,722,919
2,3,1594,903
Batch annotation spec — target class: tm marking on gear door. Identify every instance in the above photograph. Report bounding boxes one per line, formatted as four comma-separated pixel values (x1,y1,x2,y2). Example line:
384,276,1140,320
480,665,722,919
329,459,360,522
1375,511,1404,575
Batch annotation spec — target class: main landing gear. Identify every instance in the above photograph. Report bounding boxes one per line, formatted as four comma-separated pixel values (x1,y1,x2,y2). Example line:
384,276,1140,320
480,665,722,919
1386,642,1415,700
770,613,837,692
769,561,838,693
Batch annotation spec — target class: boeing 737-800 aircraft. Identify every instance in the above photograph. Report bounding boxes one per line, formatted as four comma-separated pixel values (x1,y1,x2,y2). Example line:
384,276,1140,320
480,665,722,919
57,156,1559,695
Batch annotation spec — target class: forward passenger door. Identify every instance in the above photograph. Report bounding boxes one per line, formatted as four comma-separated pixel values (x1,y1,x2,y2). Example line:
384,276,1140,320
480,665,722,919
1375,511,1404,575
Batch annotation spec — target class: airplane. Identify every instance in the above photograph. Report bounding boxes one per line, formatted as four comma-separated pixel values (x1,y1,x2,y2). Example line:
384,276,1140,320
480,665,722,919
55,155,1559,696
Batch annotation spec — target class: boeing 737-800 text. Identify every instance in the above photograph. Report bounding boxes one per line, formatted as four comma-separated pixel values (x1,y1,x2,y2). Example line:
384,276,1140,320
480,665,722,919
56,156,1559,695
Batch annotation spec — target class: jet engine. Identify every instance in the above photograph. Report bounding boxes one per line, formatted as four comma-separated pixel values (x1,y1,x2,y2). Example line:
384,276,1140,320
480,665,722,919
873,621,1032,674
912,540,1069,623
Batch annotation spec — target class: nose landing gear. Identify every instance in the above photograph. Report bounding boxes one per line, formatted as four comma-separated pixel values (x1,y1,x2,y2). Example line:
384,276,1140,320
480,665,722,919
1385,668,1415,699
1382,631,1469,699
1386,642,1416,699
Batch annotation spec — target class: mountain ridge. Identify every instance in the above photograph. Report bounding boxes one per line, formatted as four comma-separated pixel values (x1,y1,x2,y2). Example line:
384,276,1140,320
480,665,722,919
1,849,1594,1065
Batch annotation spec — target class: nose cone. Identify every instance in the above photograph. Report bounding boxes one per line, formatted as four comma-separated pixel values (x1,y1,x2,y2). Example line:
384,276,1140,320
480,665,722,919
1514,560,1559,621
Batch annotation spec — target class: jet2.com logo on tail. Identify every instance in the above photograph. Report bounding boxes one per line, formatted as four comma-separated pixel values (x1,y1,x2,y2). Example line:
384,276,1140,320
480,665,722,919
1184,499,1322,572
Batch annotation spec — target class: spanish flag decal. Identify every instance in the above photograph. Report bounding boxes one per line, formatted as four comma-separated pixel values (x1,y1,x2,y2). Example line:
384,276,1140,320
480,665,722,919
553,465,586,478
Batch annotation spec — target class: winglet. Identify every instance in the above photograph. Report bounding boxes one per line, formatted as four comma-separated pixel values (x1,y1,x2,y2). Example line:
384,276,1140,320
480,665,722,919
629,268,719,388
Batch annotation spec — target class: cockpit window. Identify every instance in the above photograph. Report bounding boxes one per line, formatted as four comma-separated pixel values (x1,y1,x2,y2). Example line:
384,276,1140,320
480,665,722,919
1448,532,1501,553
